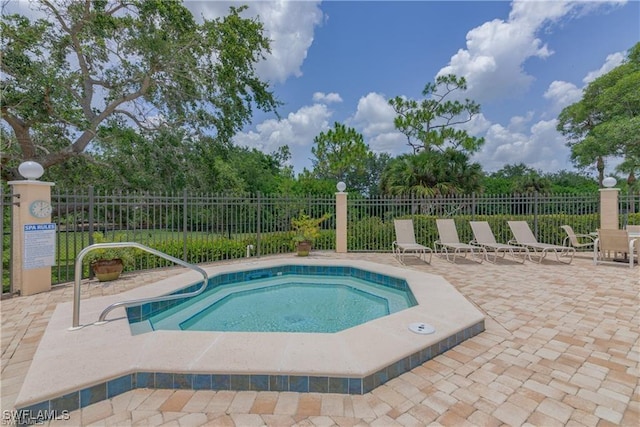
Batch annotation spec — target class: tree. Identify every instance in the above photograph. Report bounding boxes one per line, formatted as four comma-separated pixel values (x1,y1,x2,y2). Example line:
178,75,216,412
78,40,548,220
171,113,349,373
388,74,485,155
310,123,374,194
290,169,338,196
42,124,293,193
379,149,483,196
364,152,392,197
92,123,191,192
557,42,640,186
483,163,552,194
1,0,279,181
546,170,599,194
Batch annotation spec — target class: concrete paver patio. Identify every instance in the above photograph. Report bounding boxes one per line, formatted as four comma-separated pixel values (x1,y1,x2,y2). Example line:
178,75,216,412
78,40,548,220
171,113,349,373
1,252,638,426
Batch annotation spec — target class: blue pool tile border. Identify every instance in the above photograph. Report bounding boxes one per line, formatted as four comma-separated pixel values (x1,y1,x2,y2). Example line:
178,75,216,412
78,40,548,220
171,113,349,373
126,265,417,324
16,320,484,417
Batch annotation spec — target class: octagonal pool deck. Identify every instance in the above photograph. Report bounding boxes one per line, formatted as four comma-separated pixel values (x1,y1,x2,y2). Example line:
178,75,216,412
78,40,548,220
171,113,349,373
15,258,484,413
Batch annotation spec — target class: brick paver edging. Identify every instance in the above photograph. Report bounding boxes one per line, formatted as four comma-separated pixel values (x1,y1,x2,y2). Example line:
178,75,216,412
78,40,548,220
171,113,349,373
16,320,483,420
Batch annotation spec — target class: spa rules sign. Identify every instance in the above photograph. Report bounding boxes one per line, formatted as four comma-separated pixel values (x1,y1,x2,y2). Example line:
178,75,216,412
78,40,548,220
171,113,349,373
23,223,56,270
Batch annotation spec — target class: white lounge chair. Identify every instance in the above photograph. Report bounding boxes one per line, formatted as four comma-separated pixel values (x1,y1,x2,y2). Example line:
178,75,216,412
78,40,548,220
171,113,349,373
435,219,485,263
626,225,640,233
593,229,638,268
392,219,432,264
561,225,595,250
469,221,528,263
507,221,575,264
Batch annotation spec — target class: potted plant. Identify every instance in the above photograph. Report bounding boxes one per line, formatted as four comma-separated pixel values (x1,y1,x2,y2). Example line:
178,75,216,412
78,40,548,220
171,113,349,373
291,212,331,256
84,232,136,281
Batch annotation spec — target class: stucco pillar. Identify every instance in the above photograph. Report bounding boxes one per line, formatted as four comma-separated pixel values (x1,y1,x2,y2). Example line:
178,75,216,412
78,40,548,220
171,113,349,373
8,178,55,296
335,190,347,253
599,188,620,230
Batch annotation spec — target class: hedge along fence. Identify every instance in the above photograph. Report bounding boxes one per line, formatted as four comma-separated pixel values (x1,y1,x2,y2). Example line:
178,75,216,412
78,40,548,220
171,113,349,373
133,229,336,271
347,213,640,252
127,211,638,270
345,191,640,252
98,211,639,275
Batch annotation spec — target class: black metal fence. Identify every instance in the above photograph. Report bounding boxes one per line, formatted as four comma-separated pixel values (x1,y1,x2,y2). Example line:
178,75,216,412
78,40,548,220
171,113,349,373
2,187,639,293
346,192,639,253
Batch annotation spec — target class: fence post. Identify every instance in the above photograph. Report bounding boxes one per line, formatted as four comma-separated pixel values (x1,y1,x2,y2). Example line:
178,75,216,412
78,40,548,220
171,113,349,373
0,186,14,293
183,188,188,261
87,186,95,279
471,192,476,220
88,186,95,244
533,192,539,235
256,192,262,256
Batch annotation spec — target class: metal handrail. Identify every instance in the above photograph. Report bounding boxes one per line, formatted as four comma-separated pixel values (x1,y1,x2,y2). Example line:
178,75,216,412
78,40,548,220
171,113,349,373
70,242,208,330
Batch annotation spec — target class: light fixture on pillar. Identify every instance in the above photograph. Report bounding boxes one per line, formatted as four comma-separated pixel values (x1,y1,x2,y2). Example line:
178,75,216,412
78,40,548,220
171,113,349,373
336,181,346,193
602,177,617,188
18,161,44,181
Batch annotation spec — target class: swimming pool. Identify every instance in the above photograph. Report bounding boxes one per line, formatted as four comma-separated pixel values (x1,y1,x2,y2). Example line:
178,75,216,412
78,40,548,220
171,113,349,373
17,257,485,414
127,268,417,334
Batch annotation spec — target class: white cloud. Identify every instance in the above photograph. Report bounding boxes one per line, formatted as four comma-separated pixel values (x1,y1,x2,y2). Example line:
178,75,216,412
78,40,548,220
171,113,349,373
435,0,627,176
253,1,324,83
474,119,570,173
437,0,625,104
476,43,628,175
539,44,627,125
507,112,535,133
437,15,552,102
312,92,343,104
194,1,324,84
543,80,583,114
352,93,396,135
351,93,405,153
232,103,333,168
583,51,626,83
462,113,493,136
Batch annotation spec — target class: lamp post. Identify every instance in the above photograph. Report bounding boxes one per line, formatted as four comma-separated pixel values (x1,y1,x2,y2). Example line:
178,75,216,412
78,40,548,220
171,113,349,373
8,161,56,295
600,177,619,230
336,181,347,253
17,161,45,180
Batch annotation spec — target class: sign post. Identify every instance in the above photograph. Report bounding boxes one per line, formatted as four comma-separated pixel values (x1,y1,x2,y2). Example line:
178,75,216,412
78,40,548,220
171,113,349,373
8,163,55,296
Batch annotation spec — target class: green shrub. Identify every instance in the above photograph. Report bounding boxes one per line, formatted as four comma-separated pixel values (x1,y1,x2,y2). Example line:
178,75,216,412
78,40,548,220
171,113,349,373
84,232,137,268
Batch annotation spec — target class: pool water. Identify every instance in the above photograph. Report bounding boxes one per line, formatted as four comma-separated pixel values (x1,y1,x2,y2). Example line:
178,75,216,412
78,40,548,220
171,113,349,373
182,280,390,332
130,272,416,334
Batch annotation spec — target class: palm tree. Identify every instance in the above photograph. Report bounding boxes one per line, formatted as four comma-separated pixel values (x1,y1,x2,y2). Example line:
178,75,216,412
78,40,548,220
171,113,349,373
380,149,482,196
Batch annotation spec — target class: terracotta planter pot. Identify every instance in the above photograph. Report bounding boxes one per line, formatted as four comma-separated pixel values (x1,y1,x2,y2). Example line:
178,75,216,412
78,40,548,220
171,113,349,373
91,259,124,282
296,241,312,257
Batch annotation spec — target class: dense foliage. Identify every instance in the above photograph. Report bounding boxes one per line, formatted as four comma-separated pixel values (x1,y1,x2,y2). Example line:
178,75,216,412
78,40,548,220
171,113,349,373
557,42,640,187
1,0,279,181
311,123,375,195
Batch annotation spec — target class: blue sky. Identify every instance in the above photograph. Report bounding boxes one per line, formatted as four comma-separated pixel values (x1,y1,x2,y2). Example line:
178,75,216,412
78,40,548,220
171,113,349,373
195,0,638,177
8,0,639,178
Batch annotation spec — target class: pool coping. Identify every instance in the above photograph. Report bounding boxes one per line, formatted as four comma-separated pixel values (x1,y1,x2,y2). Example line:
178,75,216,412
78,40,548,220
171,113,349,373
15,258,485,413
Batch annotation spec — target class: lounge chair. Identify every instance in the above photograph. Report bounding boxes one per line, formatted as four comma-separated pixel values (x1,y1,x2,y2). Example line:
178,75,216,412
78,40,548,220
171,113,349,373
626,225,640,233
435,219,485,263
392,219,432,264
593,229,638,268
469,221,528,263
561,225,595,250
507,221,575,264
